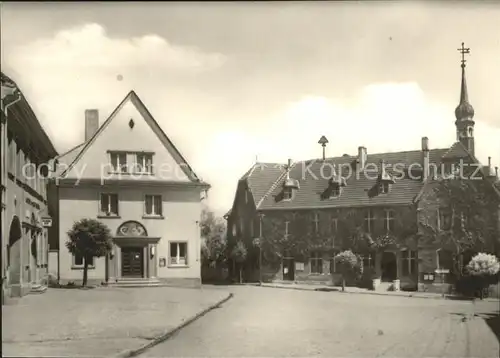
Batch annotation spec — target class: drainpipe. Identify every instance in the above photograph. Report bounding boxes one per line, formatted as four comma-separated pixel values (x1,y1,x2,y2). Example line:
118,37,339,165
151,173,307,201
1,87,22,299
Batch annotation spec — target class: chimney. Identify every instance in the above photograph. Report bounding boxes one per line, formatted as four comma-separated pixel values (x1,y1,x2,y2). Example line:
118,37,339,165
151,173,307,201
421,137,430,180
358,146,367,170
496,166,499,178
286,158,292,179
85,109,99,142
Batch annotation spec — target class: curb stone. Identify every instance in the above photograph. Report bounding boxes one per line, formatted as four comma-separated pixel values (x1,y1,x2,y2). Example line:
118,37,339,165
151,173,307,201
112,293,234,358
254,284,499,302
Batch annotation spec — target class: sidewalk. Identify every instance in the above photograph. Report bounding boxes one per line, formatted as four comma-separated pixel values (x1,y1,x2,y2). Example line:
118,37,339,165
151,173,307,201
251,282,500,301
2,286,231,357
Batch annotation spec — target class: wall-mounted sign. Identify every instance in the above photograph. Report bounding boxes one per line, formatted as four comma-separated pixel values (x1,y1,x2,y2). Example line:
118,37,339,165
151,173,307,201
41,217,52,228
435,269,449,274
159,257,166,267
295,262,304,271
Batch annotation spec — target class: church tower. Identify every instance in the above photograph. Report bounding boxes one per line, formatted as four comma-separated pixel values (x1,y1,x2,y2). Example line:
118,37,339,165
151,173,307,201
454,42,475,155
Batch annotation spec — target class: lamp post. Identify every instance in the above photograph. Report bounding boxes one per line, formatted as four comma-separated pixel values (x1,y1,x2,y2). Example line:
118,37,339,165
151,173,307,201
258,212,264,284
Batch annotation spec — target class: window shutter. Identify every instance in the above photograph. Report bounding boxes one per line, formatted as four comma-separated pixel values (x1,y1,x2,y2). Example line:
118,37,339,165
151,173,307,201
110,194,118,214
154,195,162,215
101,194,109,213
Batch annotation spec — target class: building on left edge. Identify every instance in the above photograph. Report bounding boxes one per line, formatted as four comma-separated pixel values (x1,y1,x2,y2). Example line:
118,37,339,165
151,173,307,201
1,72,58,302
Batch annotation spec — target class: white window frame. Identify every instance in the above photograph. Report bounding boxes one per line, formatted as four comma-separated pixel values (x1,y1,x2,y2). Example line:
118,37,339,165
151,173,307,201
283,187,293,200
364,209,374,233
135,152,153,174
379,182,390,194
110,152,128,173
401,249,417,275
384,209,395,232
284,221,290,239
99,193,119,216
169,241,188,266
360,252,375,268
310,251,323,274
72,253,95,269
144,194,163,217
312,212,320,234
330,186,341,198
438,208,451,230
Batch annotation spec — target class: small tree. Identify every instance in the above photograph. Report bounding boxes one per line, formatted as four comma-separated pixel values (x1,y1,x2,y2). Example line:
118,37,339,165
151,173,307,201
334,250,363,292
200,209,227,267
66,218,113,287
466,253,500,299
230,240,247,283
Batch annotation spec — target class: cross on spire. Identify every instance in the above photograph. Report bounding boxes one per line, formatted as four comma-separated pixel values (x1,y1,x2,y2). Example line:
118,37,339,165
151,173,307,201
457,42,470,68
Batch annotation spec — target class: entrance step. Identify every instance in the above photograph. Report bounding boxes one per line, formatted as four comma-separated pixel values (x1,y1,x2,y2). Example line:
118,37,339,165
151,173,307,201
377,281,394,292
106,278,161,288
29,284,48,294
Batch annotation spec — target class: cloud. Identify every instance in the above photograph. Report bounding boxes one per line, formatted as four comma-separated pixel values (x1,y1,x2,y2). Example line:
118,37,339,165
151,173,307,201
2,23,498,216
200,83,499,213
12,23,226,71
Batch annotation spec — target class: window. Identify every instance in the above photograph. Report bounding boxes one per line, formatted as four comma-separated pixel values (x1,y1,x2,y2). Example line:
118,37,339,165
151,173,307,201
73,254,95,267
439,208,452,230
360,252,375,268
145,195,162,216
169,242,188,266
100,193,119,216
330,186,341,198
312,213,320,234
330,250,341,273
283,187,293,200
310,251,323,274
379,182,390,194
110,152,127,173
136,153,153,173
364,210,374,233
284,221,290,239
384,210,395,232
239,217,244,234
401,250,417,276
436,249,453,270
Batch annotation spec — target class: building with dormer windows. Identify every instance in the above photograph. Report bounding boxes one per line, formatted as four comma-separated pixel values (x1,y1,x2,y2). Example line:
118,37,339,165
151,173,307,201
225,45,500,292
48,91,210,287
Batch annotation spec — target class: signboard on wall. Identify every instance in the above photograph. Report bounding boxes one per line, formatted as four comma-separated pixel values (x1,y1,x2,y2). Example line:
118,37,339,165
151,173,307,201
41,217,52,228
159,257,166,267
295,262,304,271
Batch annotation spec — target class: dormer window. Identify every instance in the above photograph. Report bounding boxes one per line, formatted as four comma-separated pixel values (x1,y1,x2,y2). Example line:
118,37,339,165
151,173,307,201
327,176,346,199
330,186,341,198
283,187,293,200
379,182,390,194
282,177,299,201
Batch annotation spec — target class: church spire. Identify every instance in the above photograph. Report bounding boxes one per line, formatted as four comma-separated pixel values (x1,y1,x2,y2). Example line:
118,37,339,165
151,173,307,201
454,42,475,155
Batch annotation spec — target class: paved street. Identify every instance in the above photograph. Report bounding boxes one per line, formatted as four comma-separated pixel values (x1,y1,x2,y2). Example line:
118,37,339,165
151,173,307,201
141,285,500,358
2,286,230,357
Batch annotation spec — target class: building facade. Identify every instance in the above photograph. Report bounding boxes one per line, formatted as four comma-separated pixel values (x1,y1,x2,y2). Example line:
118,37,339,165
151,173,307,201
49,91,209,287
226,47,500,292
1,72,58,301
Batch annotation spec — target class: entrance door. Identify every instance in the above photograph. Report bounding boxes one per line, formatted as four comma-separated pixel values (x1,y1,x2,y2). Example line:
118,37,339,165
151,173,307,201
121,247,144,277
381,252,397,281
282,258,295,281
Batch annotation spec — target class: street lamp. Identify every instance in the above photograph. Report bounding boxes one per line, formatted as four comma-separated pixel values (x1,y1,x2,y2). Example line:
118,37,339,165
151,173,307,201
258,212,265,284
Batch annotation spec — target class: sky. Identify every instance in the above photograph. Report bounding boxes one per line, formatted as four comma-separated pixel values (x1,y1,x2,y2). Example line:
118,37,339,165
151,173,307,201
1,1,499,216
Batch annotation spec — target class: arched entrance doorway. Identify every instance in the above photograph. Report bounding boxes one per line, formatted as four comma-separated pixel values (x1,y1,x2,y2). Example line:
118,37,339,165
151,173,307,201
381,251,397,282
111,221,160,281
8,216,22,285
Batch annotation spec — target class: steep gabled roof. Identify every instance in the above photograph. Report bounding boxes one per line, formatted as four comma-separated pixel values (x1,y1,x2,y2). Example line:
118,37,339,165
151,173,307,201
58,90,207,186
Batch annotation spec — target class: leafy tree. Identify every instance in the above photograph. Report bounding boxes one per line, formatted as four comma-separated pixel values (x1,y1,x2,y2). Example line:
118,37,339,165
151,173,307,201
66,218,112,287
334,250,363,291
230,240,247,283
420,177,498,275
465,253,500,299
200,209,227,267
